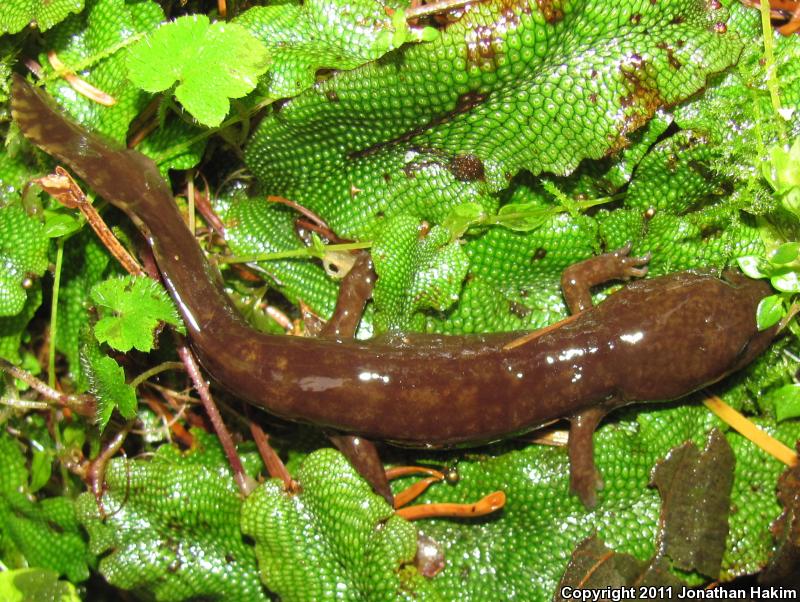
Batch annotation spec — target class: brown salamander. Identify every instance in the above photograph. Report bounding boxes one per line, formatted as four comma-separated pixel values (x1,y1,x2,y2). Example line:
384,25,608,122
10,75,777,507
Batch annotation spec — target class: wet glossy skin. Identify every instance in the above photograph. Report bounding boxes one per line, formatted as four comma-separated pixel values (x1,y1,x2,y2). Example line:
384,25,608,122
11,75,777,502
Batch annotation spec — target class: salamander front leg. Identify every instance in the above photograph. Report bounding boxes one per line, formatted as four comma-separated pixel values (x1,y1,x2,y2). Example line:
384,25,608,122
561,246,650,508
568,407,608,508
561,243,651,313
319,251,376,338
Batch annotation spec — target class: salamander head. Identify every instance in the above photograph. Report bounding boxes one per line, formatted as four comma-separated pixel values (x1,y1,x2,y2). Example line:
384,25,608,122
722,269,779,371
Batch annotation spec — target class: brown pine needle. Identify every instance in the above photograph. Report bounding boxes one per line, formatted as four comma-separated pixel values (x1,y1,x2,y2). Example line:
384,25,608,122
703,393,798,467
503,313,582,351
35,167,145,277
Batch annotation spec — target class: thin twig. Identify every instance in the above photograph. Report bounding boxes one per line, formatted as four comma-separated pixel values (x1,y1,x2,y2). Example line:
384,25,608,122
395,490,506,520
128,361,186,389
87,422,133,518
704,393,798,466
249,419,298,492
139,391,194,447
46,51,116,106
35,168,145,276
175,336,256,496
267,195,335,238
0,358,94,416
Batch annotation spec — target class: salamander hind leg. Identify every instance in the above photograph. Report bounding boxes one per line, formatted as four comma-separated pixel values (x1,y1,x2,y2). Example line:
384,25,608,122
322,255,391,504
329,434,394,506
568,407,609,508
560,244,651,314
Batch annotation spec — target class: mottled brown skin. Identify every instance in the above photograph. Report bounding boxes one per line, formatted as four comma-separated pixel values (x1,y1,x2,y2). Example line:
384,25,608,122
11,75,777,507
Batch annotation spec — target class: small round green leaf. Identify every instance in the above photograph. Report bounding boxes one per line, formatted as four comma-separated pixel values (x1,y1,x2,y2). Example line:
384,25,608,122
769,242,800,265
736,255,768,279
770,384,800,423
756,295,785,331
442,202,485,239
43,211,82,239
770,270,800,293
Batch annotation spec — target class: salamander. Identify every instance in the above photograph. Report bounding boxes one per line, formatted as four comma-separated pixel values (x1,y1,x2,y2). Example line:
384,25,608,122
10,74,777,507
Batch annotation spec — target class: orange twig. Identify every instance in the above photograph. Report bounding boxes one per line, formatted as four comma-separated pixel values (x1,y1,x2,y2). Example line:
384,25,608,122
394,477,442,508
396,490,506,520
142,394,194,447
703,393,798,466
385,466,445,480
47,51,116,106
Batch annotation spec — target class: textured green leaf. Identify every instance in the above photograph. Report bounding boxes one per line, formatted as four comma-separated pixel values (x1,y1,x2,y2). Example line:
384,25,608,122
0,142,38,205
495,202,556,232
766,384,800,423
403,405,800,599
771,270,800,294
0,285,41,364
241,448,428,602
215,194,340,323
0,434,89,583
770,242,800,265
738,255,769,279
127,14,269,126
766,138,800,194
442,202,486,239
372,216,469,331
75,432,268,601
80,332,137,428
0,0,83,34
41,0,165,142
246,0,743,239
5,1,800,599
42,209,82,238
54,230,113,387
134,114,205,174
91,275,183,353
234,0,413,99
0,568,81,602
0,202,48,317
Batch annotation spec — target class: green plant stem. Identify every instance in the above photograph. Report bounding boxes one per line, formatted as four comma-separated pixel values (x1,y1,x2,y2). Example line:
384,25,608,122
128,361,186,389
49,238,64,389
219,241,373,264
758,0,786,140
